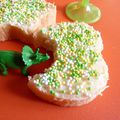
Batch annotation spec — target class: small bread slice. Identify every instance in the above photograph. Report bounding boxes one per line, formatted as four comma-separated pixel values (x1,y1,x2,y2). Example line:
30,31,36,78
0,0,56,44
28,22,109,106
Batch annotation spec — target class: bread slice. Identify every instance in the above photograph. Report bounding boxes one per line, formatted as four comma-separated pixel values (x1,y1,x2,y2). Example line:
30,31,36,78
28,22,109,106
0,0,56,44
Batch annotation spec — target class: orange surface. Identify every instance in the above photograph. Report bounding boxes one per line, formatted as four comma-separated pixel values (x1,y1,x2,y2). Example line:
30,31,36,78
0,0,120,120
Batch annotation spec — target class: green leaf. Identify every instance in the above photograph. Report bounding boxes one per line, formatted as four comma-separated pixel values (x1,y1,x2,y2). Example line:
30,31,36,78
22,45,34,66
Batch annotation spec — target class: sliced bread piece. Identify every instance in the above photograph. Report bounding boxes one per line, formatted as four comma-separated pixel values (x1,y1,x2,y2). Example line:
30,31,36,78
28,22,109,106
0,0,56,43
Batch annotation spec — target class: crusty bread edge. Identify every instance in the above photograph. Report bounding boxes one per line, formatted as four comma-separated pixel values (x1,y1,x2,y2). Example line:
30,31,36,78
27,78,108,107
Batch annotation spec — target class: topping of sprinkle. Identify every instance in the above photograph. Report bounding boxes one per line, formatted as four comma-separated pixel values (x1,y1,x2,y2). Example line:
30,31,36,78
35,22,102,96
0,0,50,25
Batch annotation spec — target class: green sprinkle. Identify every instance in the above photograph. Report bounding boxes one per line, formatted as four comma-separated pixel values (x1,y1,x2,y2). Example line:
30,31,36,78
50,89,55,95
55,81,60,88
75,90,80,95
87,87,91,91
89,70,98,77
85,29,91,34
36,83,41,87
60,90,65,94
63,74,67,79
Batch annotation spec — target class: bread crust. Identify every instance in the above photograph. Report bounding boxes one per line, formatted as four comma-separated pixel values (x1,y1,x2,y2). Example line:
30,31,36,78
28,64,108,107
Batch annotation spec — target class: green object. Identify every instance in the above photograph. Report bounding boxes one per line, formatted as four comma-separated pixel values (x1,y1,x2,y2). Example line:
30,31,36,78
66,0,101,23
0,45,50,76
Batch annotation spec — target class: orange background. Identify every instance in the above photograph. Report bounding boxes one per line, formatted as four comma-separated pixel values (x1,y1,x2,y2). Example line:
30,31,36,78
0,0,120,120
